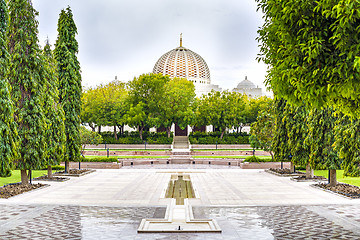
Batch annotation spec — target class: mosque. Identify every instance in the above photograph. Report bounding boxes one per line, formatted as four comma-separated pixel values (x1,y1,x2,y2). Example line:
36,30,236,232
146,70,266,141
106,35,264,135
152,34,263,98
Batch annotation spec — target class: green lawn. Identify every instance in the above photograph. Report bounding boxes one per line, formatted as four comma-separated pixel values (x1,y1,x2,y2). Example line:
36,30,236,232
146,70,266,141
192,155,272,159
85,149,169,151
300,170,360,187
192,149,259,151
84,155,169,159
193,156,245,159
0,170,54,187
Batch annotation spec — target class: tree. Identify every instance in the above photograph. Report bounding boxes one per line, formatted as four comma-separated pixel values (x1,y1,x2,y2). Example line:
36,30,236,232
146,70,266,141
195,91,248,139
270,99,293,169
257,0,360,116
306,108,341,186
246,96,272,125
8,0,47,184
79,126,102,156
125,73,170,140
158,78,196,138
90,81,128,138
250,99,274,160
42,41,66,178
285,104,312,177
54,6,82,172
334,115,360,177
0,0,18,177
81,87,99,132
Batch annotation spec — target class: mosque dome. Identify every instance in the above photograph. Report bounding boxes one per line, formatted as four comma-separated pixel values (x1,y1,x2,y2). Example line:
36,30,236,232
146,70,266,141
153,35,211,85
235,76,256,89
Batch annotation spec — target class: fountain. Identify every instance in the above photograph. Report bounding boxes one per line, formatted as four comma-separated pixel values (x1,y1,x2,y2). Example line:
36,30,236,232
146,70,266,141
137,173,222,233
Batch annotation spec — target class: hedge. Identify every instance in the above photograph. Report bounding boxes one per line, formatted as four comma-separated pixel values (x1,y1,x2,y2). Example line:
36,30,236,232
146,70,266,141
80,157,119,162
100,131,173,144
189,131,249,144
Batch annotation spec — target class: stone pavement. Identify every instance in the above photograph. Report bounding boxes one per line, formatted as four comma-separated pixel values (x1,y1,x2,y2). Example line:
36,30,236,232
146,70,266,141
1,204,360,239
1,167,360,239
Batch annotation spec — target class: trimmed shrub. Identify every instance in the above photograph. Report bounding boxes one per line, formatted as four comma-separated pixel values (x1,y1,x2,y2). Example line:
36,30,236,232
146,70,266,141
189,131,249,144
99,131,173,144
81,157,119,162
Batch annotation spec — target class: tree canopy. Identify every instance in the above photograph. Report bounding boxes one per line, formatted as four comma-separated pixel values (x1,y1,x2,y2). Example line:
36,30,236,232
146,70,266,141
157,78,196,137
125,73,170,139
257,0,360,116
195,91,249,139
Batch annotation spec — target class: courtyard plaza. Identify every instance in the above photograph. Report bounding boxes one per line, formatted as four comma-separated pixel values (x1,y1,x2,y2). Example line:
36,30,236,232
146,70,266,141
1,166,360,239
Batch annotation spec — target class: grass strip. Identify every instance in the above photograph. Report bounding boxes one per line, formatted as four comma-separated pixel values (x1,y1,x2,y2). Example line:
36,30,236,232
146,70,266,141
0,170,56,187
300,170,360,187
84,149,169,151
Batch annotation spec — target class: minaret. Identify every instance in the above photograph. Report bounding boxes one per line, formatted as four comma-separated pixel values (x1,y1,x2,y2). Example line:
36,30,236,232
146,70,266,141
180,33,183,47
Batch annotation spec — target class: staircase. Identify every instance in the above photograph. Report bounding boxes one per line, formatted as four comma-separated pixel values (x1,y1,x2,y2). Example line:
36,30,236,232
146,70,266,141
172,136,189,149
171,136,191,164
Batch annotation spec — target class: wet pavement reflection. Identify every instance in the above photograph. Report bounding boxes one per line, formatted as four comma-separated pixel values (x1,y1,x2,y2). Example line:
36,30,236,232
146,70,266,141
1,204,360,239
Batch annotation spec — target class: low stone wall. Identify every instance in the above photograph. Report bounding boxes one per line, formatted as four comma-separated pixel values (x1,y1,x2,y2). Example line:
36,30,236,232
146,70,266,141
192,150,258,156
240,162,291,169
191,144,251,149
85,144,172,149
61,162,121,169
119,159,170,166
83,150,171,156
61,160,291,169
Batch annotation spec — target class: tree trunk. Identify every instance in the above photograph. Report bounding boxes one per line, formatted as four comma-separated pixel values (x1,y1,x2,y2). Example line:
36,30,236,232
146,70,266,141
114,125,118,140
269,152,274,161
166,127,171,138
220,129,225,139
89,123,96,132
329,169,337,187
290,162,295,173
21,170,29,185
47,165,53,178
98,126,101,133
306,163,314,178
139,126,143,140
65,161,69,173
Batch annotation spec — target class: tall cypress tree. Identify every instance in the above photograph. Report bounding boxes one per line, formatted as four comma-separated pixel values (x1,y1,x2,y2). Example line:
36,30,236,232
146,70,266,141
54,7,82,172
8,0,46,184
0,0,18,177
43,40,66,177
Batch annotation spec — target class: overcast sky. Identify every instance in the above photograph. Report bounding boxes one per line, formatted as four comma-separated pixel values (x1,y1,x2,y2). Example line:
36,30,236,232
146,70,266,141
32,0,268,92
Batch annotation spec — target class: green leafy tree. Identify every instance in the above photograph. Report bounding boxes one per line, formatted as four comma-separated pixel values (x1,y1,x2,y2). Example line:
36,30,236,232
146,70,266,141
272,99,292,166
158,78,196,138
81,87,99,132
285,104,312,177
8,0,47,184
0,0,18,177
79,126,102,155
42,41,66,178
257,0,360,115
195,91,248,139
54,6,82,172
89,81,128,138
125,73,170,140
306,108,341,186
246,96,272,125
334,115,360,177
250,99,274,160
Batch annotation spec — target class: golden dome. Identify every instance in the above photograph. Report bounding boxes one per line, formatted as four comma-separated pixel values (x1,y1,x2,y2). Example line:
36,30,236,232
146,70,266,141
153,36,211,84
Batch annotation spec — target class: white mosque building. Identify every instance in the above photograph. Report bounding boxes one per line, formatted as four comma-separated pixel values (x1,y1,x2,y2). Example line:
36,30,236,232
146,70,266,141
153,35,263,97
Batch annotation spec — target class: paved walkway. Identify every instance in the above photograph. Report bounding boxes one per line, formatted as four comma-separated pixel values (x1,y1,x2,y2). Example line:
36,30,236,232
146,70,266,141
1,168,360,239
